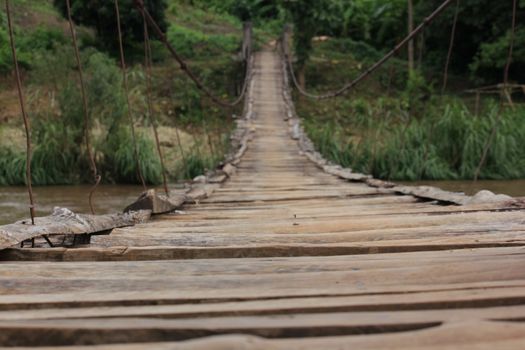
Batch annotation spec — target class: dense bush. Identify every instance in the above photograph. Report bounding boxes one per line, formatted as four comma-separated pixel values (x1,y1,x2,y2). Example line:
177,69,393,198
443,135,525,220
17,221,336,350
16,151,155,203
53,0,167,50
167,24,239,58
0,14,67,74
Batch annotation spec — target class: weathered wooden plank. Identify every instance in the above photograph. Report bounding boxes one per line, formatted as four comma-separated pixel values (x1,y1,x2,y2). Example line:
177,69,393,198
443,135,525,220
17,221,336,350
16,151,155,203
1,286,524,321
0,247,524,299
124,189,186,215
0,208,149,250
3,238,524,261
0,306,524,346
92,209,524,238
0,43,523,349
15,321,523,350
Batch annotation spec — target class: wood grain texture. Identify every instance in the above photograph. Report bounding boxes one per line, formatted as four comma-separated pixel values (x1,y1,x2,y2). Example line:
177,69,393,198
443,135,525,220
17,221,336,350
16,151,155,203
0,49,523,348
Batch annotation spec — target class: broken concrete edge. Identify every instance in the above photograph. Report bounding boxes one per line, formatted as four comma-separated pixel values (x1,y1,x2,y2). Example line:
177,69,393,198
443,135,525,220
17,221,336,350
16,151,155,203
0,207,151,250
279,55,517,207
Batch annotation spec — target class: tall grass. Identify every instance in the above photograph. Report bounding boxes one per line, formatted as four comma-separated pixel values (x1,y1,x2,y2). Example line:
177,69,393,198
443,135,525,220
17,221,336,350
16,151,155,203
304,98,525,181
102,128,162,184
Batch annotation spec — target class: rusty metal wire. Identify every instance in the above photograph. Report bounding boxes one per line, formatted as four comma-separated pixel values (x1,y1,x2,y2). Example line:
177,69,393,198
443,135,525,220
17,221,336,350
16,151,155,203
66,0,101,213
5,0,36,224
174,126,188,178
281,0,456,100
133,0,253,108
503,0,518,86
442,0,460,94
474,0,518,181
142,11,169,196
115,0,147,190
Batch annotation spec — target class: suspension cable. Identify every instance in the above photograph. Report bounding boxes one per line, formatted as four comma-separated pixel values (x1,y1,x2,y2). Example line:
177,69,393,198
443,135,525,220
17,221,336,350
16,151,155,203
114,0,147,190
281,0,456,100
442,0,460,93
133,0,253,108
141,11,169,196
65,0,101,213
174,126,188,178
474,0,518,181
5,0,36,224
503,0,518,85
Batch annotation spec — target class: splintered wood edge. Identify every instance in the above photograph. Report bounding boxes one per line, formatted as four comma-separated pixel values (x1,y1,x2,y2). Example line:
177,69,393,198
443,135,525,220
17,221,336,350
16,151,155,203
0,209,150,250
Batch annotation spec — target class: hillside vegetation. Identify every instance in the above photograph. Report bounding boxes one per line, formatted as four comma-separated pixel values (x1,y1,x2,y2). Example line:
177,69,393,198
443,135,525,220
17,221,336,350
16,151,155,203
0,0,247,185
1,0,524,184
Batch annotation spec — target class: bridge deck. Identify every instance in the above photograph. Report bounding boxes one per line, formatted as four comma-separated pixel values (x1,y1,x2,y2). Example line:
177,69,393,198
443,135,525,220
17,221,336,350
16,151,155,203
0,50,524,348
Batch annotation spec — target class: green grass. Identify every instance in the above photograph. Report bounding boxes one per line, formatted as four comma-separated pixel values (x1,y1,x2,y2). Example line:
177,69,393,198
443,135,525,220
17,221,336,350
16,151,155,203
0,1,254,185
304,98,525,181
296,36,525,181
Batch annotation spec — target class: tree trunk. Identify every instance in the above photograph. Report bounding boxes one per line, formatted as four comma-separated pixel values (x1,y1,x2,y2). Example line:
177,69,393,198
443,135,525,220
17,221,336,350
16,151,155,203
407,0,415,74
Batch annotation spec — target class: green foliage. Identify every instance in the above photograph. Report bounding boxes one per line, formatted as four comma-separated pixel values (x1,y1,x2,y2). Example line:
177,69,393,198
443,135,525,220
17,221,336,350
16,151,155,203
305,98,525,181
0,0,238,187
53,0,168,50
167,24,239,58
0,12,12,73
30,116,85,185
0,114,86,186
333,0,406,45
0,146,25,186
84,51,127,128
184,152,213,179
402,69,432,116
178,0,282,23
102,127,162,184
417,0,525,83
0,15,67,74
470,28,525,81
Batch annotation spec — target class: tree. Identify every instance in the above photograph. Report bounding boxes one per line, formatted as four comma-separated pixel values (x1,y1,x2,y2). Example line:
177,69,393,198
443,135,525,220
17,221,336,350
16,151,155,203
53,0,168,50
416,0,525,82
281,0,343,89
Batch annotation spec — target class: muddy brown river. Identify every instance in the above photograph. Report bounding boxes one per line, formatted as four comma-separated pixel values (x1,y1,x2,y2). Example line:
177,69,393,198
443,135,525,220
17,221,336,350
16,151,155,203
0,180,523,225
0,185,162,225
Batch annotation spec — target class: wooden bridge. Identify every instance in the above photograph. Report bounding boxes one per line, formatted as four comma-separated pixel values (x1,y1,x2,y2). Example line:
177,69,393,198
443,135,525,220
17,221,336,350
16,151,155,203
0,48,524,348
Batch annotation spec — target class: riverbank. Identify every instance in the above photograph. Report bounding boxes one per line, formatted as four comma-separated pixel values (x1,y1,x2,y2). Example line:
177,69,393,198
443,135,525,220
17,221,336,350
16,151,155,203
0,0,243,186
296,37,525,182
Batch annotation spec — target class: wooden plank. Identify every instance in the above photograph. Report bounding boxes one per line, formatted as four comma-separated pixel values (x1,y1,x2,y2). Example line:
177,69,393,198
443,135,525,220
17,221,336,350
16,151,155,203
17,321,523,350
0,306,524,346
0,248,524,304
123,190,186,215
1,286,524,321
0,208,149,250
0,44,524,349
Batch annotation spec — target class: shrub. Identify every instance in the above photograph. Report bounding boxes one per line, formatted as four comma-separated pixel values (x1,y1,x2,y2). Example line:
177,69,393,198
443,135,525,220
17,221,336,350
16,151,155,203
102,127,162,185
167,24,239,58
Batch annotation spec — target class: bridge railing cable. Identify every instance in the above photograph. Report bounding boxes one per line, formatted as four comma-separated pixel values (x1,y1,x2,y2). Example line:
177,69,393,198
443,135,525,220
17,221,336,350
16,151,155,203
115,0,147,190
474,0,519,181
141,10,169,196
66,0,101,214
280,0,456,100
441,0,460,94
5,0,36,225
133,0,253,108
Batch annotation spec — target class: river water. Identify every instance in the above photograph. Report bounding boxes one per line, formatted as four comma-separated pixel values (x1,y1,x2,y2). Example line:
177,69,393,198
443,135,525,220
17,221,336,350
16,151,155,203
0,180,523,225
0,185,154,225
398,179,525,198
